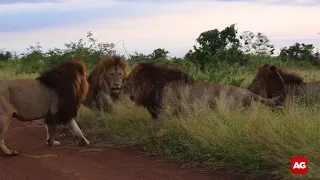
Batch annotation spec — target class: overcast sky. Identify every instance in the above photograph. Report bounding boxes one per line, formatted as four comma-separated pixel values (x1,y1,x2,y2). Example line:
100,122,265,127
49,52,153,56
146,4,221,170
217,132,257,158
0,0,319,58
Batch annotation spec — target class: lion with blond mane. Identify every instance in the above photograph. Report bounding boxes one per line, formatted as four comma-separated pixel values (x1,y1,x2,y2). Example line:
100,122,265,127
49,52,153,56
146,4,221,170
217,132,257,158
122,62,286,122
82,55,128,111
0,60,90,156
248,64,320,102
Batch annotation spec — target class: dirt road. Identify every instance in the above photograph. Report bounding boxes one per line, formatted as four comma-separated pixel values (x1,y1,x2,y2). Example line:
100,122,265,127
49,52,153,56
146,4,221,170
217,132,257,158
0,120,243,180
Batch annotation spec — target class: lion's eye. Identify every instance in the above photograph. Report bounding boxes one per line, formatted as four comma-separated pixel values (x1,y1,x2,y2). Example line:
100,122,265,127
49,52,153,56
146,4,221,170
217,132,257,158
109,73,114,76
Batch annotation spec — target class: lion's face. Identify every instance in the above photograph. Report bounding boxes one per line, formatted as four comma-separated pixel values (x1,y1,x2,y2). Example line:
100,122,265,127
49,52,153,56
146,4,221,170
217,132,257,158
248,70,268,97
248,64,285,98
102,65,126,97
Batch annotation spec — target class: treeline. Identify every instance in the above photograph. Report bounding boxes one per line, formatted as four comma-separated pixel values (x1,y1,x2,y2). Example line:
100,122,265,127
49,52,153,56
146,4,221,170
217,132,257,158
0,24,319,82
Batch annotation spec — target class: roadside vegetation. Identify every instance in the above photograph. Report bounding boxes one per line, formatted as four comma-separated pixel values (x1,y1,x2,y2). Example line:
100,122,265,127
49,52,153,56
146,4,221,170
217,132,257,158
1,24,319,179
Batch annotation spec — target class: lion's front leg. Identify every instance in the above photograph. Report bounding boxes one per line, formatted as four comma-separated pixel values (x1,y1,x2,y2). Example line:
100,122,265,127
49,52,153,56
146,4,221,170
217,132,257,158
45,115,60,147
45,123,60,147
0,117,18,156
65,118,90,146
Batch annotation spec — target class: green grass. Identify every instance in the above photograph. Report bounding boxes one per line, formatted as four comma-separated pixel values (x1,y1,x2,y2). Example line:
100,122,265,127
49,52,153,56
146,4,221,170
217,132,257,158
2,64,320,180
77,66,320,180
77,96,320,179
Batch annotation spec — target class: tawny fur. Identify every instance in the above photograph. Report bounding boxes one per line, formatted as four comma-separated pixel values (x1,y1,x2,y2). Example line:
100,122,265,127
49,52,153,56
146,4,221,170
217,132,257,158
82,55,128,111
248,64,320,101
0,60,89,156
122,62,285,121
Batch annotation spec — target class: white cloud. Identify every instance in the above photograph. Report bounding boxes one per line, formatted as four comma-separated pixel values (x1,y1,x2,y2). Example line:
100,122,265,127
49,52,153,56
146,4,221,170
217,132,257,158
295,0,318,4
0,0,115,13
0,1,319,57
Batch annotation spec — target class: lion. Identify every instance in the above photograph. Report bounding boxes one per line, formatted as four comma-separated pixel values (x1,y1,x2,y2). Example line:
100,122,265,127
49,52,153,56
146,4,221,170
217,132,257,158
0,60,90,156
82,55,128,111
122,62,286,122
247,64,320,103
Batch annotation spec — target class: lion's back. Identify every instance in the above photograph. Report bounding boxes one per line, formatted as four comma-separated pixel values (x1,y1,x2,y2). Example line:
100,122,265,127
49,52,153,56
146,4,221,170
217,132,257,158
0,79,10,94
129,62,195,106
7,79,59,119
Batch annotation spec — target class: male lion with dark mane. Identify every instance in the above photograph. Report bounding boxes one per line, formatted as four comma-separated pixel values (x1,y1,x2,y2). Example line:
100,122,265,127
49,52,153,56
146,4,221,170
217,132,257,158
82,55,128,111
248,64,320,103
0,60,90,156
122,62,286,122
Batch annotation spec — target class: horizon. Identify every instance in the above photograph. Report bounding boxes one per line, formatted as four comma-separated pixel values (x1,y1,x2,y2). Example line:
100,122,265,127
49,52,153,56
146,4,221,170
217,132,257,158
0,0,319,58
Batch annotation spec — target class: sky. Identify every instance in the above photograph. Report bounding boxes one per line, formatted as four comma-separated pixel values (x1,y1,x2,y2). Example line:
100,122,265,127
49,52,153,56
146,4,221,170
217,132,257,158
0,0,319,58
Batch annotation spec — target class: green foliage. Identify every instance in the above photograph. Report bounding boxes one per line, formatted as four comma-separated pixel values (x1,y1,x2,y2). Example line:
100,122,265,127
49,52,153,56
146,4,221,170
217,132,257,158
1,24,318,81
184,23,246,70
280,42,319,65
149,48,169,60
1,25,320,180
0,49,13,61
11,31,116,74
129,48,171,65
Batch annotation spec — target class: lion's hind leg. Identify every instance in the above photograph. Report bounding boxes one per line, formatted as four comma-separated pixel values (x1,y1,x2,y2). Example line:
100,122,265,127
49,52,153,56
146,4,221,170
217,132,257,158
0,116,18,156
65,118,90,146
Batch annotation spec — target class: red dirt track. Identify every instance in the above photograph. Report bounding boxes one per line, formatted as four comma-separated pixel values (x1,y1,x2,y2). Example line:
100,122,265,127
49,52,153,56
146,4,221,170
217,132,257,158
0,120,243,180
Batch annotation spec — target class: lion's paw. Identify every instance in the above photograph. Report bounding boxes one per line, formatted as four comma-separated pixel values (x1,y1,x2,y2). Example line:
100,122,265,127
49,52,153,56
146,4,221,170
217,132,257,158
5,150,18,156
77,138,90,146
46,140,61,147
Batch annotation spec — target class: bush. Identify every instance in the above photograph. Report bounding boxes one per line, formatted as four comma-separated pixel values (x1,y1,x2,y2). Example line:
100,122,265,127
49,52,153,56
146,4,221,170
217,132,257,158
1,29,319,180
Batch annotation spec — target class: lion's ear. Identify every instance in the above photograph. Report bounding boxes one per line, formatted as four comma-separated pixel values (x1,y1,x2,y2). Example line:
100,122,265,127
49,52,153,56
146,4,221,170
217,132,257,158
258,64,269,70
269,65,277,72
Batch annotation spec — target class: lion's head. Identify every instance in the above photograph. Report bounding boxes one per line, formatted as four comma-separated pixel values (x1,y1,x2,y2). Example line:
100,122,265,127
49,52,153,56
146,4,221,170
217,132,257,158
88,55,128,99
36,60,89,123
122,62,195,119
248,64,302,98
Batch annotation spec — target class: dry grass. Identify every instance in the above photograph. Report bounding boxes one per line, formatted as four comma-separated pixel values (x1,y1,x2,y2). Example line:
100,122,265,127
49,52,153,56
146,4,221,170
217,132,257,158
2,66,320,179
77,88,320,179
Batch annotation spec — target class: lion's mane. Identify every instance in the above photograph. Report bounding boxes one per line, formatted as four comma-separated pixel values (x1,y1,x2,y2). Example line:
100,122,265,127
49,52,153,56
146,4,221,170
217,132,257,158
259,64,304,85
87,55,128,90
83,55,128,110
36,60,89,123
125,62,195,118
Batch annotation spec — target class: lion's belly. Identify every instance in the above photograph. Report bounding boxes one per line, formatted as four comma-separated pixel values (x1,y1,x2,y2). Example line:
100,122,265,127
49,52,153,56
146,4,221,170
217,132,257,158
8,79,59,120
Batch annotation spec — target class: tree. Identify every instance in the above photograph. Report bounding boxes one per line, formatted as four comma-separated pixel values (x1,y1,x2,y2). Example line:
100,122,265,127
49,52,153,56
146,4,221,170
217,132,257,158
240,31,275,55
279,42,318,64
0,50,12,61
149,48,169,60
195,23,240,55
185,24,247,70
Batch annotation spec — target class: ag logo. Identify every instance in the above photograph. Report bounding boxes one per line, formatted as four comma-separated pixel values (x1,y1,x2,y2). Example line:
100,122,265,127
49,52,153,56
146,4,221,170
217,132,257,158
291,157,308,174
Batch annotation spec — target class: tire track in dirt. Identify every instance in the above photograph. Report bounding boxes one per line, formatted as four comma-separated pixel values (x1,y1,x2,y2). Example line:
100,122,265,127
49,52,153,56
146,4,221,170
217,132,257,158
0,120,244,180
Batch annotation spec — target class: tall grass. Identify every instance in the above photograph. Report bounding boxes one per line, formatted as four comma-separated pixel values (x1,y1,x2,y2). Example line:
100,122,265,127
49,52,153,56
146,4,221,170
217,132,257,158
77,66,320,180
77,90,320,180
1,61,320,179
